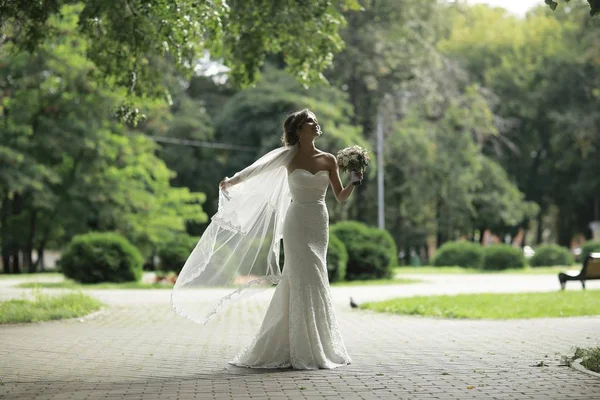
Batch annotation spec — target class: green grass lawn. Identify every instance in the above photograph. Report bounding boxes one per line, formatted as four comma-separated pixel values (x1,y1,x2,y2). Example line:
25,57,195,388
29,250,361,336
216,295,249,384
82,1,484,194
361,290,600,319
574,347,600,373
332,277,420,287
17,280,174,290
0,291,104,324
394,266,572,275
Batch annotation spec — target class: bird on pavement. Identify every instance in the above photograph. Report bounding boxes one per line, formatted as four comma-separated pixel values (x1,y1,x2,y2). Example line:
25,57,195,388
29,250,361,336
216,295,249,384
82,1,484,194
350,297,359,309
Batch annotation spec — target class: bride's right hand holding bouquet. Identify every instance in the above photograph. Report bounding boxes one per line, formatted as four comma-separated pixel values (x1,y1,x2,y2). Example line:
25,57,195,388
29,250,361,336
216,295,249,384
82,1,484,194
336,145,370,186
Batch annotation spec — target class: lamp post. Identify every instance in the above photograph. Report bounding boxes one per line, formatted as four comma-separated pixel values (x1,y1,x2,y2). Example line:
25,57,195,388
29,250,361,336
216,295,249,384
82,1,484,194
376,106,384,230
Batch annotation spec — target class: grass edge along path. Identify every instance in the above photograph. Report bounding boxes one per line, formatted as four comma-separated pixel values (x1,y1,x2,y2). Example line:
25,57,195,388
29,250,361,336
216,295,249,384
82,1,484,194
394,266,574,275
0,290,104,324
361,290,600,319
331,277,420,287
18,277,420,290
17,280,174,290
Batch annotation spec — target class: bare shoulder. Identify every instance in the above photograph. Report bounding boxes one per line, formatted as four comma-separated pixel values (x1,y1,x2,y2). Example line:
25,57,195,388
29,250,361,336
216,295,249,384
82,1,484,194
322,152,337,165
315,152,337,172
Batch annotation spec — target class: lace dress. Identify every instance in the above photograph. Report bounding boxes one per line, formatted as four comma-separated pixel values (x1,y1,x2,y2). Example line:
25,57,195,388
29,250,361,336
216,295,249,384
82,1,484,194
229,169,352,370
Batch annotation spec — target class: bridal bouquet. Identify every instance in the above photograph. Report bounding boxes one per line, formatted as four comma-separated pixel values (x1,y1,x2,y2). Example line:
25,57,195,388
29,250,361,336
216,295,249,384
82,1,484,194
336,145,370,186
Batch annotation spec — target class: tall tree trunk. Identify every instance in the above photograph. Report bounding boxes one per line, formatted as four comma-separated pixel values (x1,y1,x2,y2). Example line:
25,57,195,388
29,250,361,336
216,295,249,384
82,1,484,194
436,199,446,247
556,209,573,248
11,249,21,273
24,210,37,273
34,247,45,271
536,212,544,245
1,195,10,273
11,194,24,273
521,221,529,248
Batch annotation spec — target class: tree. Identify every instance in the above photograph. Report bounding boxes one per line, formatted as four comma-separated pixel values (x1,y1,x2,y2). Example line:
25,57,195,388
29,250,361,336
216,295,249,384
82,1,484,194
2,0,362,108
212,67,369,222
0,5,206,273
439,3,600,245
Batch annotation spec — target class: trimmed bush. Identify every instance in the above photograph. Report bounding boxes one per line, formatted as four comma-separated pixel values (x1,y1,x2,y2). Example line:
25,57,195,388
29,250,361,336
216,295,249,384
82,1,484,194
330,221,371,247
581,240,600,263
60,232,143,283
367,227,399,267
331,221,397,281
158,235,199,274
433,241,484,268
529,244,574,267
326,233,348,283
482,244,526,271
345,242,393,280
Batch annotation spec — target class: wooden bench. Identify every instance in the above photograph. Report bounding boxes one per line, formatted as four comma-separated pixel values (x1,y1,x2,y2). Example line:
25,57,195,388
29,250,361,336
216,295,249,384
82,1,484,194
558,253,600,290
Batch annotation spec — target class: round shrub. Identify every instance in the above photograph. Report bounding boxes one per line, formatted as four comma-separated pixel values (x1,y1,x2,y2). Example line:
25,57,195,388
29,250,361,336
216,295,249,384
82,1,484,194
482,244,526,271
529,244,574,267
433,241,484,268
581,240,600,263
330,221,371,248
331,221,397,280
367,227,399,267
326,233,348,283
345,242,393,281
60,232,143,283
158,235,199,274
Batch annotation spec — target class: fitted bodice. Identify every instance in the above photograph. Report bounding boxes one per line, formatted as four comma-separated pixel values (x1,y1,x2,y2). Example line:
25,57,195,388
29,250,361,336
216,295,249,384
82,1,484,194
287,169,329,204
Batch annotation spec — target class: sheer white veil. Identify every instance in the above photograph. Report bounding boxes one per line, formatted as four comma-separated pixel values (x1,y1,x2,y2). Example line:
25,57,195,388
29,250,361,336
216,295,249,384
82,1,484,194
171,143,299,326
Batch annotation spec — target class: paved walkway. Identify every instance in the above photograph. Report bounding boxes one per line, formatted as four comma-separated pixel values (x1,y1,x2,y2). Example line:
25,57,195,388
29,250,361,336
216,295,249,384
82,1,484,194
1,274,599,399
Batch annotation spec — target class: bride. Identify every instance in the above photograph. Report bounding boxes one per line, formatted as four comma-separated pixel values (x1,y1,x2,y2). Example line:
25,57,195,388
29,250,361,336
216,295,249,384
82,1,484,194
173,109,361,370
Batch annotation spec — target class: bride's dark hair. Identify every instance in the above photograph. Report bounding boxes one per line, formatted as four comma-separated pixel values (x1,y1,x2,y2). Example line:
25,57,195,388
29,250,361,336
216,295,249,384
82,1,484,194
281,109,311,146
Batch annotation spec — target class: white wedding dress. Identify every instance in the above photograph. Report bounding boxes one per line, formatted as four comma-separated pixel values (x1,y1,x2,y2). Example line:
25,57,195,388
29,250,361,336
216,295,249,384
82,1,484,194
229,168,352,370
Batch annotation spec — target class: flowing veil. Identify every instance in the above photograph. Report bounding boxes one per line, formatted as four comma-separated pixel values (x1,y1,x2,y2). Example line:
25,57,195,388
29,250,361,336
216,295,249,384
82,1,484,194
171,144,299,326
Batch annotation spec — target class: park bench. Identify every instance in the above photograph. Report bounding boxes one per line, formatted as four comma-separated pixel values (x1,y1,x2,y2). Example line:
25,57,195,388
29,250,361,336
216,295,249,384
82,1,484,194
558,253,600,290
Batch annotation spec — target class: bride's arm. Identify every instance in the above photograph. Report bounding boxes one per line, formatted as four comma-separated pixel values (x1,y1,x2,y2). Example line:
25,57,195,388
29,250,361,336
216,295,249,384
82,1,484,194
327,154,362,204
220,154,274,190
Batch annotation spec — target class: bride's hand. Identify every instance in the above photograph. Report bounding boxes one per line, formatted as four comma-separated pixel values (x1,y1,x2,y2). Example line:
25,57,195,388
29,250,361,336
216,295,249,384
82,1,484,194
350,170,363,183
219,179,231,190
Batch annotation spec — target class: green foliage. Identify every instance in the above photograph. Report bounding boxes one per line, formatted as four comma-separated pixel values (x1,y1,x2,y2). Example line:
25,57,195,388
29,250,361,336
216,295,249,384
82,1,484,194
581,240,600,263
331,221,371,249
326,233,348,283
331,221,395,280
215,68,368,162
158,235,199,274
346,242,393,281
482,244,526,271
0,6,206,274
367,227,399,268
473,158,540,232
59,232,143,283
4,0,361,102
438,3,599,247
433,241,484,268
213,68,369,221
574,347,600,373
529,244,574,267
